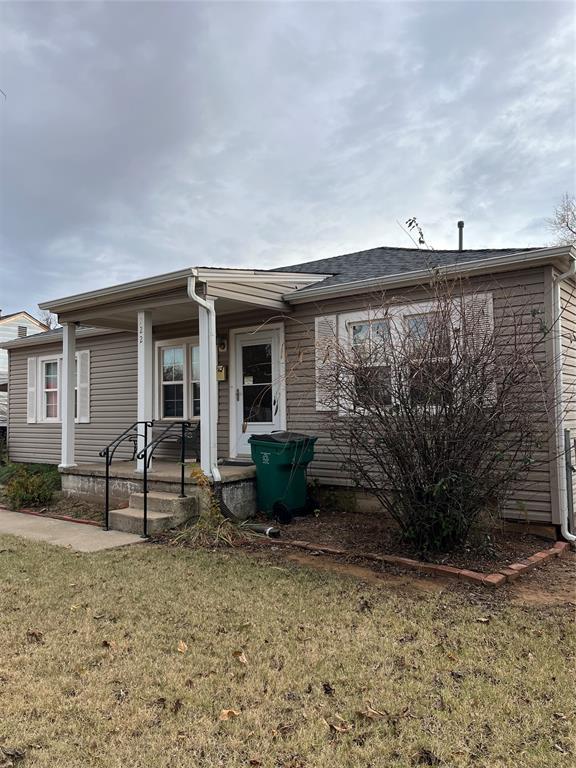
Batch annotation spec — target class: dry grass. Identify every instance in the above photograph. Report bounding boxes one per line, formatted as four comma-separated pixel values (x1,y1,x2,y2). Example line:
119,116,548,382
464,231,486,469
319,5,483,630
0,536,574,768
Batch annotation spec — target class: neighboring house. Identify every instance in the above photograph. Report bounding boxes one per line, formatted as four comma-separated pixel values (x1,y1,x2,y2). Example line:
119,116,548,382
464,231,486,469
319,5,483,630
0,311,48,433
1,244,576,540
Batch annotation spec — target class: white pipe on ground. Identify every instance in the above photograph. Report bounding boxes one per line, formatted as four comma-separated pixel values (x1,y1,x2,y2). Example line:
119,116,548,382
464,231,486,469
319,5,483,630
552,254,576,543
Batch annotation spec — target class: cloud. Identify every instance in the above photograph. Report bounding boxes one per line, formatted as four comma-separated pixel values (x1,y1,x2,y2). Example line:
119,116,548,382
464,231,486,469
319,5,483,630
0,0,574,316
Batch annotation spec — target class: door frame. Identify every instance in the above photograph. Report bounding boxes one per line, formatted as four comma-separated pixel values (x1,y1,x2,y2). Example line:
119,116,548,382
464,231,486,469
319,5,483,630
228,322,286,457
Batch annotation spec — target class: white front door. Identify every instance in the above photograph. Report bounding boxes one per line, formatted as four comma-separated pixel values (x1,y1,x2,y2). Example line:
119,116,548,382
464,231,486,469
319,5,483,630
232,327,284,456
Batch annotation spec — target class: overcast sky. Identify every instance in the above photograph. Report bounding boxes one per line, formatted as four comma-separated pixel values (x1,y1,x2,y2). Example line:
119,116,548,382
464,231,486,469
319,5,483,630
0,0,574,316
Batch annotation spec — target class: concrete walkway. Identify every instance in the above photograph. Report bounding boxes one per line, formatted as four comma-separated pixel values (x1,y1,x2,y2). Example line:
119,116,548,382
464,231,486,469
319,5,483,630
0,508,145,552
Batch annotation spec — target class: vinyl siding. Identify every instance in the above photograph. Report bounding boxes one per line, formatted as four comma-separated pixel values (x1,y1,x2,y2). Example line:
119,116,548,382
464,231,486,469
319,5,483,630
284,267,555,524
6,267,556,524
560,276,576,530
8,332,138,464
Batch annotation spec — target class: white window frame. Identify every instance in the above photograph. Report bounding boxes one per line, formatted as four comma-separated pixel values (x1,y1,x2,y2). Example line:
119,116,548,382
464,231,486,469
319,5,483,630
38,355,60,423
35,353,87,424
337,300,457,413
154,337,201,422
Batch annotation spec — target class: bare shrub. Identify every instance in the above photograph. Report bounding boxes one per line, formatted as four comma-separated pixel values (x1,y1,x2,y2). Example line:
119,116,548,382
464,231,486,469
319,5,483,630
318,273,550,553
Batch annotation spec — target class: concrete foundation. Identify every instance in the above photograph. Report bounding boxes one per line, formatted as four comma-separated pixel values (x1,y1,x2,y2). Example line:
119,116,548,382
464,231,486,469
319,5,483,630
60,461,258,519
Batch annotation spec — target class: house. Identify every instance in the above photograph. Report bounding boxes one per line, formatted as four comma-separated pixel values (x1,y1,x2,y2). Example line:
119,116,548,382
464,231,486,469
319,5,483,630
0,311,48,438
1,244,575,541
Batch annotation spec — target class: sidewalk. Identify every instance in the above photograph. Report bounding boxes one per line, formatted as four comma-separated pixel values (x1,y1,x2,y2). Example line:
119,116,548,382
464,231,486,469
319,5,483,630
0,506,145,552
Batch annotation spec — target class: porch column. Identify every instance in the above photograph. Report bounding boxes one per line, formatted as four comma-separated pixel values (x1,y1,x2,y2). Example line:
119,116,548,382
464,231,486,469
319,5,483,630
59,322,76,468
198,298,218,476
137,310,154,472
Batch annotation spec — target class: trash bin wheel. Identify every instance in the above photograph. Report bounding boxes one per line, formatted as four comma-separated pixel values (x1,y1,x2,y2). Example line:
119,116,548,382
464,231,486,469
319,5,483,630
272,501,293,524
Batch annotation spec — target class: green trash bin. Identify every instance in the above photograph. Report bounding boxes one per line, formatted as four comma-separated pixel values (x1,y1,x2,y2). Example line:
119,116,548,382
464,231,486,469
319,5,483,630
249,431,318,522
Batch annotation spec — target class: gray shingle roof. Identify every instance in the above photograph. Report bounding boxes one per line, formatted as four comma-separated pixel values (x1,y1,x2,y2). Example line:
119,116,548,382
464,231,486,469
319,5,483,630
272,246,538,291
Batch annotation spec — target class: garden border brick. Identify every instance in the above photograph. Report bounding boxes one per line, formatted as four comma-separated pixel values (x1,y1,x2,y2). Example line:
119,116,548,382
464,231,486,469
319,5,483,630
267,537,571,588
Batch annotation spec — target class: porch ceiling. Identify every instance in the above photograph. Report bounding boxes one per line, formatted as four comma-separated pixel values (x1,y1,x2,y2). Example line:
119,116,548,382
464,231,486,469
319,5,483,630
39,267,329,331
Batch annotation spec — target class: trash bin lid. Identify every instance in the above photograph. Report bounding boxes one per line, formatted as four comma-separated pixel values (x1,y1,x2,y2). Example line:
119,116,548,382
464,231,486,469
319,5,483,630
248,431,315,444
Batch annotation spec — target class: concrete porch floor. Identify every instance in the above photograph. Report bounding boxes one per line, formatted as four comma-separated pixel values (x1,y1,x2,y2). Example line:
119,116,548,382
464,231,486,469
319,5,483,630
60,460,256,484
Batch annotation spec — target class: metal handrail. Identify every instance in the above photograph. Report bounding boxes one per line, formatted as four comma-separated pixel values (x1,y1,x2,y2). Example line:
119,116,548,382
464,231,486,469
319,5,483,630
136,421,200,538
98,420,153,532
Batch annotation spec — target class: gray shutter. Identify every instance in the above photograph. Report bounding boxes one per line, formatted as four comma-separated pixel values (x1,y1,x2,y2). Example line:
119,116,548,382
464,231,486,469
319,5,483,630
76,350,90,423
27,357,37,423
315,315,337,411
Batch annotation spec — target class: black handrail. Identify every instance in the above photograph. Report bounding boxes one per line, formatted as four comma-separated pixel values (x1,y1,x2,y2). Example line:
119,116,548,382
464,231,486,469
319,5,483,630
98,421,153,531
136,421,200,538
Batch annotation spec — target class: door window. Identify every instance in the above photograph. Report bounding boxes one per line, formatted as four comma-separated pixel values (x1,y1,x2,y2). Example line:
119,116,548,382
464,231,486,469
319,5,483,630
242,343,273,423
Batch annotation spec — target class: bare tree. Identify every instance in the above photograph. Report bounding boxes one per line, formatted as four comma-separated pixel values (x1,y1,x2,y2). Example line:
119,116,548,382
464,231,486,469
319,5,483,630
547,193,576,246
38,309,59,330
317,273,553,553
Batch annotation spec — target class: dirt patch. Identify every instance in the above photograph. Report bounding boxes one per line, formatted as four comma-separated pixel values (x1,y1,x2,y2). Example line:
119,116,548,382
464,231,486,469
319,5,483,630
508,552,576,606
284,551,446,593
261,507,553,572
25,496,103,523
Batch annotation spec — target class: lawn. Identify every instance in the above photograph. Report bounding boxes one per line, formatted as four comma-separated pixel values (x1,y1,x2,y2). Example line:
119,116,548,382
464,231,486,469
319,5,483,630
0,536,573,768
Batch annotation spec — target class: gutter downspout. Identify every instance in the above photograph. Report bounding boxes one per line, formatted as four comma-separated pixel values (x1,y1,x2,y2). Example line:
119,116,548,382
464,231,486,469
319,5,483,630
552,255,576,543
187,273,221,484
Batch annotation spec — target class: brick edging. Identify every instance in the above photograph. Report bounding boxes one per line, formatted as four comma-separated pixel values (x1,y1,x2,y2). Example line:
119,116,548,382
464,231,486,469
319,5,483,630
0,504,102,528
265,537,571,588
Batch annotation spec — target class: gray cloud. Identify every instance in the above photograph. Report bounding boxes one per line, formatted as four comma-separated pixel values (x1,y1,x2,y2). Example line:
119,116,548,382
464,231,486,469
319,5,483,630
0,1,574,316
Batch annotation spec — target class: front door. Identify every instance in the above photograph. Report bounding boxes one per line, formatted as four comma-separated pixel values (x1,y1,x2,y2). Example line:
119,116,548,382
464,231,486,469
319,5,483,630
233,328,284,455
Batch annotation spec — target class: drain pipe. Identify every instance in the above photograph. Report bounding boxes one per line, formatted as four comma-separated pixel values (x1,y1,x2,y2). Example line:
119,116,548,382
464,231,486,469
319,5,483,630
187,273,221,484
552,255,576,543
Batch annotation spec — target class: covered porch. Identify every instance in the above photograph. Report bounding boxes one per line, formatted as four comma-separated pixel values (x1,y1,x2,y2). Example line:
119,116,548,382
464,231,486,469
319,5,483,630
39,266,325,479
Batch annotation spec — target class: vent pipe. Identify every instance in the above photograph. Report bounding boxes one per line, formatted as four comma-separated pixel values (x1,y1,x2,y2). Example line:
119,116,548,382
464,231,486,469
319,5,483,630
457,221,464,251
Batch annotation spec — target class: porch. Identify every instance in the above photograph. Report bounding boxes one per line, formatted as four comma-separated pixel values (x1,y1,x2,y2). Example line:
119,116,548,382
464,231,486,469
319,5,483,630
39,266,326,481
60,460,258,521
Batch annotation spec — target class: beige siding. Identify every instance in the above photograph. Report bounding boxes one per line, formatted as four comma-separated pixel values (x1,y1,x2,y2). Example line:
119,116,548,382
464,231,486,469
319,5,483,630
6,266,557,524
8,332,138,464
560,276,576,529
284,267,555,524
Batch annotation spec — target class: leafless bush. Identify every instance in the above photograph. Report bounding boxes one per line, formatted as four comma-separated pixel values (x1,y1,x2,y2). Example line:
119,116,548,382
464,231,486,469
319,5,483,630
317,274,551,553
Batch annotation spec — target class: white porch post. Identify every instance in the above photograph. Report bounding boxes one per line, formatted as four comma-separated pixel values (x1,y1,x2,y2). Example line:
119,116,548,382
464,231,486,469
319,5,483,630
137,310,154,472
198,298,218,476
59,322,76,468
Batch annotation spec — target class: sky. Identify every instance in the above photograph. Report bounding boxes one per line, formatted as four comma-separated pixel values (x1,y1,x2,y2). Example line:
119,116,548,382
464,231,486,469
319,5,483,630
0,0,575,316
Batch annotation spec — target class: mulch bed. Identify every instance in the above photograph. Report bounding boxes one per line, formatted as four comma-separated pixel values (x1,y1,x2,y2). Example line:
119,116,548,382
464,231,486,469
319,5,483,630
250,507,552,572
2,496,105,526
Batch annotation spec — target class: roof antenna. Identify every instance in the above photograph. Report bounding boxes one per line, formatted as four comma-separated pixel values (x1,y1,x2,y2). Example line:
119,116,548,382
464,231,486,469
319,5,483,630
457,220,464,251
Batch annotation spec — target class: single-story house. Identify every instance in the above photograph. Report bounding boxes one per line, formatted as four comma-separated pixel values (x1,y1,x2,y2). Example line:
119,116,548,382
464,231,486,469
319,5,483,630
2,244,575,541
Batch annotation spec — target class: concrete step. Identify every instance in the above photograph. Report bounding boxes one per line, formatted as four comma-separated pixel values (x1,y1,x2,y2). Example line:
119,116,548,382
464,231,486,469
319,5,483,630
129,491,198,515
108,507,176,535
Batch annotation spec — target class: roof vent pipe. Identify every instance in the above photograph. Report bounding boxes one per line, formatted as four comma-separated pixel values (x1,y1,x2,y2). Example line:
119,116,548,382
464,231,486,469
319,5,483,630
457,221,464,251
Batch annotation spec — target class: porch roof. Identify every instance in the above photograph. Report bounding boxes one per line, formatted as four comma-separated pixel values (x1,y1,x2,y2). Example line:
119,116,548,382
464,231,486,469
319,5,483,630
38,266,329,330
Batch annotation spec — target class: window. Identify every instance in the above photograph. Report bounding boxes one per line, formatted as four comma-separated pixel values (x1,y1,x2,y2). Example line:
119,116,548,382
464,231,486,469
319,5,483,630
156,340,201,420
348,319,392,407
42,359,59,421
403,311,452,406
161,347,185,418
29,352,90,424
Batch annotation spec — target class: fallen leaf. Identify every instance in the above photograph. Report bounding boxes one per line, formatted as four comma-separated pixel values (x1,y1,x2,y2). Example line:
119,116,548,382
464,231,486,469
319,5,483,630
232,649,248,665
177,640,188,654
26,629,44,644
322,681,334,695
171,699,183,714
324,715,351,733
102,639,117,650
356,702,387,720
249,760,262,767
415,747,441,765
219,708,241,721
476,616,490,624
